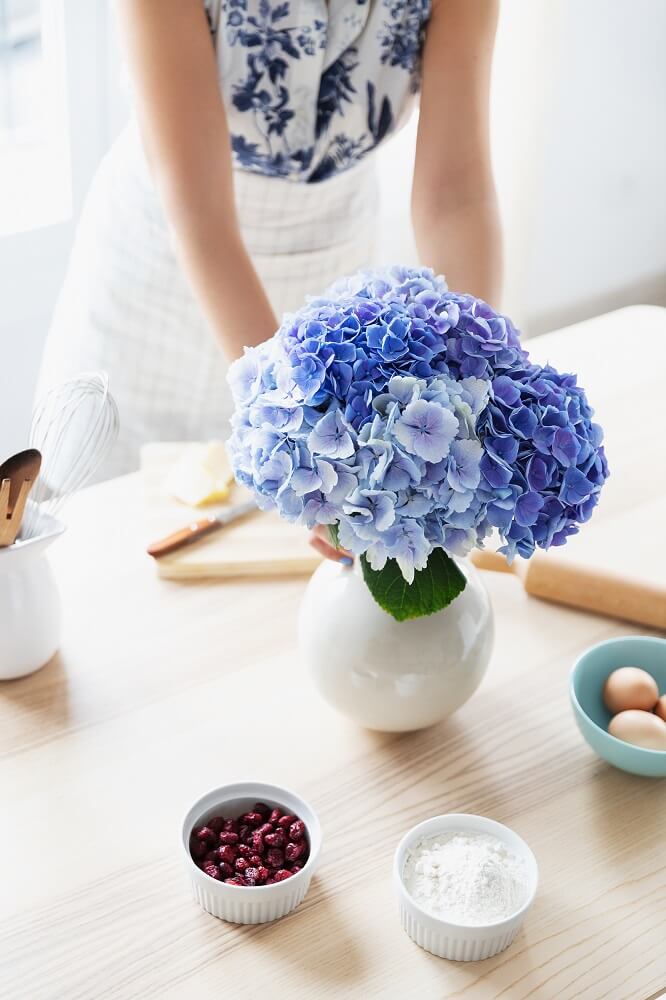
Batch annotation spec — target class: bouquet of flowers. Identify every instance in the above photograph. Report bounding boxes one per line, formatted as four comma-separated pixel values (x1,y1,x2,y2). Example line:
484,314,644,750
227,267,608,621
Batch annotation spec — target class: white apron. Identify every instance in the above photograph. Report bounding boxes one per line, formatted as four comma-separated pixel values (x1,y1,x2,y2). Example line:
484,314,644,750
37,122,378,480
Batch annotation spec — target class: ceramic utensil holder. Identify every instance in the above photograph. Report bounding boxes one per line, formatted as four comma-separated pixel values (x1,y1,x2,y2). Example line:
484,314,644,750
0,511,65,680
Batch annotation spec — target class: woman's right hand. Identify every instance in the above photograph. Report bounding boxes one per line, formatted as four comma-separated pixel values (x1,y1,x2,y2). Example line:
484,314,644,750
309,525,353,565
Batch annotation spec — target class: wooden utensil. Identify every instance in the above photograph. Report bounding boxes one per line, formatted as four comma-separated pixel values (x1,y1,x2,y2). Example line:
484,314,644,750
469,548,666,630
0,449,42,547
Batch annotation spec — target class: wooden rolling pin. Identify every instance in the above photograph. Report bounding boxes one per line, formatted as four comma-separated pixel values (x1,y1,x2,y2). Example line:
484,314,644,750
469,549,666,630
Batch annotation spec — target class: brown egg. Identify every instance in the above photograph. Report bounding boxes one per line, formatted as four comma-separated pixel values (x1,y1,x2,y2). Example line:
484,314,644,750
654,695,666,723
602,666,659,714
609,710,666,750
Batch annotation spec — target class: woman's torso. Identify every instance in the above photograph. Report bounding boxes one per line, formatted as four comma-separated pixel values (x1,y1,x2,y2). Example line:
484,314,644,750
38,0,432,478
204,0,431,182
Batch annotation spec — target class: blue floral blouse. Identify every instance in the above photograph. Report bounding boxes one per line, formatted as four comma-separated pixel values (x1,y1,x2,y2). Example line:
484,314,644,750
204,0,431,182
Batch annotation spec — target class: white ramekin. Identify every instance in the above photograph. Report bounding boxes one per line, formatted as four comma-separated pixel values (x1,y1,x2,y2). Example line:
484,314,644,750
181,781,322,924
393,813,538,961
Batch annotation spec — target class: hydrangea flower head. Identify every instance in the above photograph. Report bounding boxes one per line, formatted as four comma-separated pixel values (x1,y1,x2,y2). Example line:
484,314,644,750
228,266,608,584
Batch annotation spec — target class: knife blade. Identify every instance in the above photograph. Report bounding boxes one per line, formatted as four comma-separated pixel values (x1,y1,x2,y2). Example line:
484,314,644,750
146,499,257,559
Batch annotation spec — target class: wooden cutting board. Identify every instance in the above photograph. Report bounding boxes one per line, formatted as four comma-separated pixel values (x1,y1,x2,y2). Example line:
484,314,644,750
141,443,321,579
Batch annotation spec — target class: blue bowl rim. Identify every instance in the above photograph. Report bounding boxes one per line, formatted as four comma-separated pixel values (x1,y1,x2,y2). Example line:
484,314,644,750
569,635,666,758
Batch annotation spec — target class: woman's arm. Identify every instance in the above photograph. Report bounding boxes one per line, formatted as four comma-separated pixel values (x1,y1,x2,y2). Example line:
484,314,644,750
412,0,502,306
117,0,277,357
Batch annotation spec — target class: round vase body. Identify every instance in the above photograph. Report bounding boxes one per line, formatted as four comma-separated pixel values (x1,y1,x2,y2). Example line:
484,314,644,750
298,558,493,732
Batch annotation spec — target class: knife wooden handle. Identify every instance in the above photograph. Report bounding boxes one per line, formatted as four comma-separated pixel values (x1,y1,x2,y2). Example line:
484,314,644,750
147,518,222,558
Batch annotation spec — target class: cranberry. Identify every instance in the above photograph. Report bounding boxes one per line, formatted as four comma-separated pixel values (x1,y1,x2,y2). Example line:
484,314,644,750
235,858,249,872
224,877,244,886
257,822,273,837
285,841,306,863
266,848,285,869
251,832,264,855
204,850,219,863
218,831,239,845
194,825,216,844
219,862,234,879
273,869,293,882
253,803,271,819
269,808,282,824
238,824,250,841
216,845,236,866
208,816,225,835
237,844,252,859
264,828,285,848
291,865,302,874
289,820,305,842
249,854,263,866
241,811,264,826
256,866,269,883
202,863,221,880
223,819,239,833
244,867,260,885
277,815,295,829
190,839,208,860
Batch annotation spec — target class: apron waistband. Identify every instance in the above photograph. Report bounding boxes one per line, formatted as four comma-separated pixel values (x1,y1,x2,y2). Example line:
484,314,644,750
232,157,377,257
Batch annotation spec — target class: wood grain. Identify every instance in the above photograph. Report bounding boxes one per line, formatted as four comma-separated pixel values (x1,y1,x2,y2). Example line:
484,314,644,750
1,307,665,1000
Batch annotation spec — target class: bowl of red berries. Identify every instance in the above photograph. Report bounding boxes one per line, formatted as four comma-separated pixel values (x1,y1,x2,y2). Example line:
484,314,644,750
182,781,321,924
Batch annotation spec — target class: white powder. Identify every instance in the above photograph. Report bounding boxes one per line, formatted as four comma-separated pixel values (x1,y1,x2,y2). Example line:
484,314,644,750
402,830,529,925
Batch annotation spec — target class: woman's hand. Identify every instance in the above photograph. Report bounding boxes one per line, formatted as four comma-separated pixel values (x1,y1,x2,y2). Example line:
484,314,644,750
309,525,353,565
117,0,277,357
412,0,502,306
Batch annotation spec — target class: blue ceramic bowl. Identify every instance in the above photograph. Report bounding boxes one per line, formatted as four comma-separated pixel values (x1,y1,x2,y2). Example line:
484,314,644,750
570,636,666,778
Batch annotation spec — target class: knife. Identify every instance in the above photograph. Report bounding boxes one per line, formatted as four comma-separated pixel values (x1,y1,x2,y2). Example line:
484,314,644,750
146,499,257,559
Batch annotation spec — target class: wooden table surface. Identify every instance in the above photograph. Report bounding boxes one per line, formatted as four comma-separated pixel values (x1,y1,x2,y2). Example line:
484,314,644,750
1,307,665,1000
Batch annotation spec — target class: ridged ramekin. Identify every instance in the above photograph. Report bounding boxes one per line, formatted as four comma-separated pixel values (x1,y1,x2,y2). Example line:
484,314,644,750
393,813,538,961
181,781,321,924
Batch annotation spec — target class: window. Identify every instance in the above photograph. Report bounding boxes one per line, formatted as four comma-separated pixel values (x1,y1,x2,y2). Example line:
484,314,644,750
0,0,71,236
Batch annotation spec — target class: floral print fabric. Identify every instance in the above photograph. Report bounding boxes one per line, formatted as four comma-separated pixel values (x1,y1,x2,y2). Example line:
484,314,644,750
205,0,431,182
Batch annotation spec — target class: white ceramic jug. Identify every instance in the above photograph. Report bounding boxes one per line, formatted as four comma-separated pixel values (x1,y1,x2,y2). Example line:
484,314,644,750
0,514,65,680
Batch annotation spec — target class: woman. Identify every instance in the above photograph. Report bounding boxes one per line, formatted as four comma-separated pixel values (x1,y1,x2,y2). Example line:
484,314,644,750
38,0,501,560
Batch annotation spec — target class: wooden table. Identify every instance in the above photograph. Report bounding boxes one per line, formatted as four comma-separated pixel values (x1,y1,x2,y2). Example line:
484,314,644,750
1,307,665,1000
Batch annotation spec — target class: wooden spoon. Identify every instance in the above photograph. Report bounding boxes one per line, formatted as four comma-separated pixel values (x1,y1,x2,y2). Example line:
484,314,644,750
0,448,42,547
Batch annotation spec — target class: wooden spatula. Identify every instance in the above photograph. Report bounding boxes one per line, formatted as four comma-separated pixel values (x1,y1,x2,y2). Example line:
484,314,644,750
0,449,42,547
469,548,666,630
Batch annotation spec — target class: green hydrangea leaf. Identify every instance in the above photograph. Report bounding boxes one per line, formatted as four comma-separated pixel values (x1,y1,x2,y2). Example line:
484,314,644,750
360,548,467,621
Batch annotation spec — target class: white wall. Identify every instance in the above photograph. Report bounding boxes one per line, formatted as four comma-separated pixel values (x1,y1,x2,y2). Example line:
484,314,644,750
493,0,666,333
377,0,666,335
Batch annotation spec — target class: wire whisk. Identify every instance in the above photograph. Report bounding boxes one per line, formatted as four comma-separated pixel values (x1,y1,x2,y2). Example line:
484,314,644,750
22,372,119,539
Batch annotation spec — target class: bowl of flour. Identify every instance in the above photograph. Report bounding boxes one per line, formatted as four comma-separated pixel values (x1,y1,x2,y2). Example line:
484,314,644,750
394,814,538,961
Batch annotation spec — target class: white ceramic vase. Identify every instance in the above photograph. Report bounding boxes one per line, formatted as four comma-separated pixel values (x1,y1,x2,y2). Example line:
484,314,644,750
298,557,493,732
0,514,65,680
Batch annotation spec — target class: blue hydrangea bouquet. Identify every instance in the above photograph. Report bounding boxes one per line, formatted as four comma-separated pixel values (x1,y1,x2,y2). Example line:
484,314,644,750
227,267,608,621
